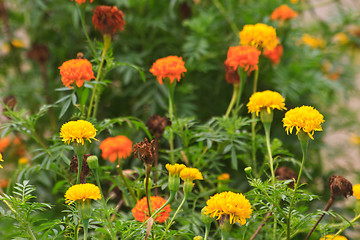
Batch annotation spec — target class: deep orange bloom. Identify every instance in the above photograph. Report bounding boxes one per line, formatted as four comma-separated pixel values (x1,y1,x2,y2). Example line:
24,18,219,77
224,46,261,74
132,196,171,223
224,62,240,84
92,6,125,35
150,56,187,84
0,136,11,152
264,44,283,65
271,5,298,21
0,179,9,188
72,0,93,4
99,136,132,163
59,59,95,88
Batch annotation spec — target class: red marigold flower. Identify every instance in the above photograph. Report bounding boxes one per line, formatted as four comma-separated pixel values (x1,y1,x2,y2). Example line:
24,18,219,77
99,136,132,163
59,59,95,88
72,0,93,4
270,5,298,21
92,6,125,35
264,44,283,65
150,56,187,84
224,46,261,74
132,196,171,223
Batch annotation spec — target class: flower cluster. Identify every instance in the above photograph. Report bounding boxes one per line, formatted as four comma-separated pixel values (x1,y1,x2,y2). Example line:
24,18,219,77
270,5,298,21
203,191,252,225
59,59,95,88
282,106,324,140
60,120,97,145
224,46,261,74
132,196,171,223
300,34,326,49
264,44,283,65
239,23,278,50
99,136,132,162
150,56,187,84
247,90,286,116
65,183,101,205
92,6,125,35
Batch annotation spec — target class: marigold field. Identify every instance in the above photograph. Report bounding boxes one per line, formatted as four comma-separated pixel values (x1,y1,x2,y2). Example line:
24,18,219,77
1,0,360,239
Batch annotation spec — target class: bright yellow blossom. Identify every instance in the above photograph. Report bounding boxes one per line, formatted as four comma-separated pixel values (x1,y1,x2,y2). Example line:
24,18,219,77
60,120,97,145
320,235,347,240
300,34,326,49
247,90,286,116
166,163,186,176
239,23,278,50
180,167,203,181
65,183,101,205
353,184,360,200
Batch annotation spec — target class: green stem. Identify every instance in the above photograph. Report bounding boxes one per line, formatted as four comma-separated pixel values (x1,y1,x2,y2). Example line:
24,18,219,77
145,164,152,218
26,223,37,240
204,223,210,240
331,213,360,239
77,5,96,57
225,83,240,118
160,194,187,240
73,144,85,184
117,162,138,203
146,192,175,223
167,82,176,164
251,68,260,175
286,137,308,240
83,218,89,240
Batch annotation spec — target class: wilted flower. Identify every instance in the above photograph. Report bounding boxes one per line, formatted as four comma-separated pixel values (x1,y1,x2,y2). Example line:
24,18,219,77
282,106,324,140
92,6,125,35
203,191,252,225
264,44,283,65
65,183,101,205
239,23,278,50
133,138,155,165
146,115,171,138
329,175,353,198
132,196,171,223
247,90,286,116
270,5,298,21
150,56,187,84
99,136,133,163
60,120,97,145
59,59,95,88
224,45,261,74
224,62,240,84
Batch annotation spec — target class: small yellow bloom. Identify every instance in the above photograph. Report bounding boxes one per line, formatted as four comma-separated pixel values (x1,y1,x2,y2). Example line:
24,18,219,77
0,153,3,169
203,191,252,225
320,235,347,240
353,184,360,200
333,32,349,45
65,183,101,205
217,173,230,181
300,34,326,49
349,134,360,145
239,23,278,50
247,90,286,116
282,106,324,140
60,120,97,145
11,39,26,48
180,167,203,181
18,157,29,165
166,163,187,176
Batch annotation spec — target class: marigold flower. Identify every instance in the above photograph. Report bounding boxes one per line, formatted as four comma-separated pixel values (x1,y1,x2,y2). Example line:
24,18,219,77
18,157,29,165
0,179,9,188
131,196,171,223
320,235,347,240
270,5,298,21
353,184,360,200
150,56,187,84
65,183,101,205
239,23,278,50
300,34,326,49
180,167,203,181
99,136,132,163
60,120,97,145
71,0,93,4
282,106,324,140
350,134,360,145
333,32,349,45
224,46,261,74
217,173,230,181
166,163,186,176
0,136,11,152
203,191,252,225
247,90,286,116
264,44,283,65
59,59,95,88
92,6,125,35
0,153,3,169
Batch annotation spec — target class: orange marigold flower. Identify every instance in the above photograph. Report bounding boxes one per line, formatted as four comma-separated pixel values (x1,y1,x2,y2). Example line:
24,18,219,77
239,23,278,50
264,44,283,65
92,6,125,35
0,179,9,188
59,59,95,89
224,46,261,74
132,196,171,223
72,0,93,4
150,56,187,84
99,136,133,163
217,173,230,181
270,5,298,21
0,136,11,152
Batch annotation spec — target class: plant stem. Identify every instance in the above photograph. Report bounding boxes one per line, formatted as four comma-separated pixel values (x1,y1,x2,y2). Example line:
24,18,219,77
331,212,360,239
167,82,176,164
145,192,175,224
249,211,272,240
117,162,138,203
251,68,260,175
225,83,240,118
145,164,152,218
160,194,187,240
83,218,89,240
26,222,37,240
77,5,96,57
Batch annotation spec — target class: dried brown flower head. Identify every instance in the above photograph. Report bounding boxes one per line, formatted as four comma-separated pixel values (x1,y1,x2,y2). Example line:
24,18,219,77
3,95,17,111
146,115,171,138
70,154,91,184
275,166,297,188
224,62,240,84
329,175,353,198
27,44,49,64
92,6,125,35
133,138,155,165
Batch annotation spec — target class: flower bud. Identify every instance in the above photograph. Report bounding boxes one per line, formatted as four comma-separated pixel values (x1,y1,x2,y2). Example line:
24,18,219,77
201,207,213,224
193,236,203,240
144,177,152,191
244,167,252,176
87,155,99,170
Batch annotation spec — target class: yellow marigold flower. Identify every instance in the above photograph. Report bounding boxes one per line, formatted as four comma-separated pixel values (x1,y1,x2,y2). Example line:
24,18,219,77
333,32,349,45
180,167,203,181
166,163,186,176
350,134,360,145
300,34,326,49
0,153,3,169
247,90,286,116
239,23,278,50
203,191,252,225
353,184,360,200
217,173,230,181
270,5,298,21
65,183,101,205
11,39,26,48
60,120,97,145
320,235,347,240
18,157,29,165
282,106,324,140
